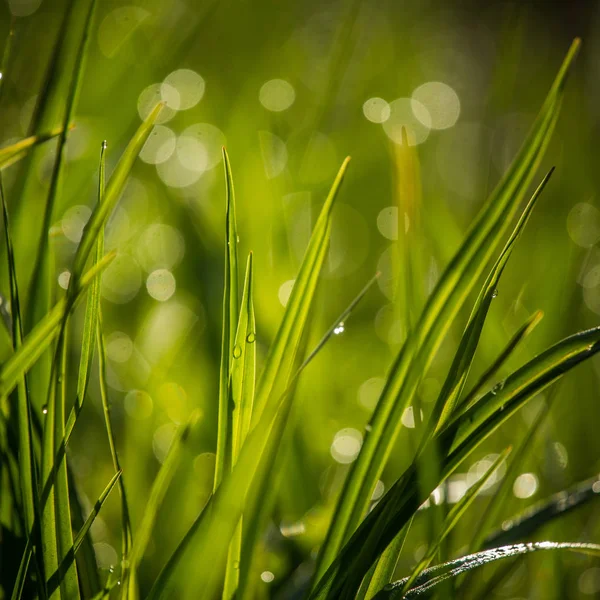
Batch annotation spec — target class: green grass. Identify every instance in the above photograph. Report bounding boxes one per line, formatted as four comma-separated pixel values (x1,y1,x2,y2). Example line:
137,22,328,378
0,3,599,600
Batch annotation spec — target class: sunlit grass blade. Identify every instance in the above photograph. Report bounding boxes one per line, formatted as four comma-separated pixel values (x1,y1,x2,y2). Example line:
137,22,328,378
223,253,255,599
358,521,413,600
124,412,200,600
147,158,350,600
374,542,600,599
214,147,239,492
311,40,579,589
0,175,40,589
64,140,106,444
482,473,600,549
71,102,163,284
430,171,552,433
401,448,511,594
44,470,121,597
237,271,381,599
0,129,63,170
310,324,600,599
0,252,115,399
458,309,544,413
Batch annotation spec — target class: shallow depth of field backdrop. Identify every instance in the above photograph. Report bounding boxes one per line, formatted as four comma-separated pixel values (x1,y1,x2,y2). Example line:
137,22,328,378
1,0,600,598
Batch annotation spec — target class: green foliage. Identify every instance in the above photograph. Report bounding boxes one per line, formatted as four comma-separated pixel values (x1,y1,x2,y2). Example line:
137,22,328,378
0,3,598,600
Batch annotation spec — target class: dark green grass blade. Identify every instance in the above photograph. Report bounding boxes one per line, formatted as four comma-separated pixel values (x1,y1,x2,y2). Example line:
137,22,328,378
401,448,511,594
0,252,115,399
311,40,579,588
64,140,106,444
0,176,39,571
358,520,413,600
223,253,255,599
375,542,600,598
0,130,63,170
459,309,544,413
147,158,350,600
310,324,600,599
26,0,99,333
214,147,239,492
483,473,600,549
124,412,200,600
43,470,121,597
10,537,33,600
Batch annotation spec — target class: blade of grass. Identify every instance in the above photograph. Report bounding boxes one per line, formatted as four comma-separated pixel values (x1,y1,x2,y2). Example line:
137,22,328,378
0,129,63,170
0,252,115,399
483,473,600,549
458,309,544,413
64,140,106,444
124,412,200,600
401,448,511,594
97,301,132,580
375,542,600,599
358,520,413,600
430,170,552,434
43,470,121,596
0,175,40,591
214,147,239,492
223,253,255,599
26,0,99,333
311,39,580,589
147,158,351,600
310,323,600,599
71,101,163,284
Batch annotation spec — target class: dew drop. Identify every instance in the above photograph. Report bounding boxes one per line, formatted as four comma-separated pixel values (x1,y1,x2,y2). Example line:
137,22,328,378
232,345,242,359
42,404,48,415
491,380,505,395
246,332,256,343
333,322,345,335
109,566,115,573
492,289,498,298
365,424,372,432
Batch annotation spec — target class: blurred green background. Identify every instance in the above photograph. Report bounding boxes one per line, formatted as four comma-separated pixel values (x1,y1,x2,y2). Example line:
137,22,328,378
1,0,600,597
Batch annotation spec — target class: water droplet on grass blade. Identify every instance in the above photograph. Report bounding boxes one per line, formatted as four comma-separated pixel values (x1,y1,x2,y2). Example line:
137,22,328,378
246,332,256,343
42,405,48,415
334,322,345,335
491,380,505,395
492,288,498,298
233,345,242,358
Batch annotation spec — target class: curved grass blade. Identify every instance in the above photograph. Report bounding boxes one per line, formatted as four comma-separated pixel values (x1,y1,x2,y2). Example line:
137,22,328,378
458,309,544,414
147,158,350,600
214,147,239,492
0,129,63,170
400,448,511,594
483,473,600,549
44,470,121,596
0,175,39,582
124,412,200,600
223,253,255,599
0,252,115,399
311,40,580,589
374,542,600,599
310,323,600,599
